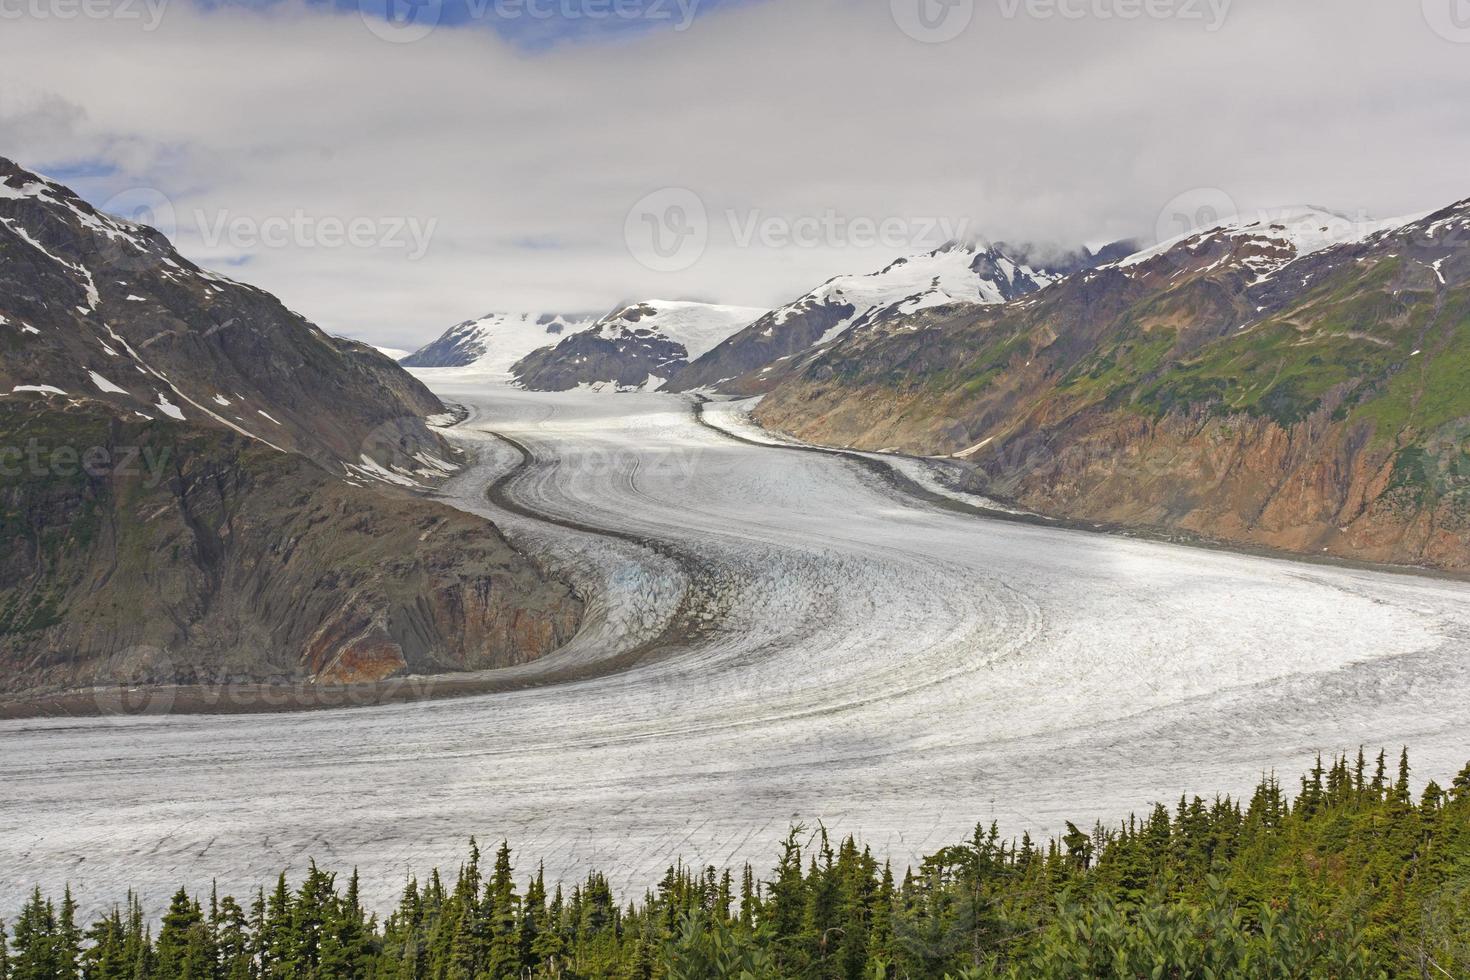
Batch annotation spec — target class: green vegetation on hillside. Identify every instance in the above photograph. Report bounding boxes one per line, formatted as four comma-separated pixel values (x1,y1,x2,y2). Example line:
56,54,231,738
4,751,1468,978
1131,264,1457,433
1352,293,1470,443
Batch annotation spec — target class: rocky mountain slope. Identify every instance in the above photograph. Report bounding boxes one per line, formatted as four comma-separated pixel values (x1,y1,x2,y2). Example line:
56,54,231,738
666,241,1130,395
512,300,765,391
0,159,452,478
0,159,582,698
755,204,1470,569
0,399,582,695
400,310,599,374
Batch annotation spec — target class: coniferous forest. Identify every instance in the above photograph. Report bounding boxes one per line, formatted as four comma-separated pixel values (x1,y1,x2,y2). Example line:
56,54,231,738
4,751,1468,980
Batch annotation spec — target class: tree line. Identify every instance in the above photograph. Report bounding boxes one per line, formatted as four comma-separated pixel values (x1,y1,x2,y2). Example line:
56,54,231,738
3,749,1468,978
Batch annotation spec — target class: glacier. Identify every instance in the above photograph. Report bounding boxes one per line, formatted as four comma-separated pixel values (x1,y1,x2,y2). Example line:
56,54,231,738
2,377,1468,920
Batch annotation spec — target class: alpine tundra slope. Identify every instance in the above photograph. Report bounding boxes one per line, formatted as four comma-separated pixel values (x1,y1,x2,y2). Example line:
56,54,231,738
2,375,1468,920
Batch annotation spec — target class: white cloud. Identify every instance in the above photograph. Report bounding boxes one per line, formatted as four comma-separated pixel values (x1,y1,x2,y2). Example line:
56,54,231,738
1,0,1467,350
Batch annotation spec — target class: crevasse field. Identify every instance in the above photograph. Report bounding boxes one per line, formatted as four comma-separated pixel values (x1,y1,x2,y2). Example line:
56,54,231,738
4,377,1469,919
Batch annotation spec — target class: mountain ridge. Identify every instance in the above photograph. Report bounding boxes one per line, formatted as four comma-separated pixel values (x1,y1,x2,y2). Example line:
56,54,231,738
665,239,1133,395
511,299,767,391
753,199,1470,569
400,310,601,374
0,158,584,698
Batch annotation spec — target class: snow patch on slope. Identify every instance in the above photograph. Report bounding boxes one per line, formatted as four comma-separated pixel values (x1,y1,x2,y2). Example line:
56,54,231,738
88,371,128,394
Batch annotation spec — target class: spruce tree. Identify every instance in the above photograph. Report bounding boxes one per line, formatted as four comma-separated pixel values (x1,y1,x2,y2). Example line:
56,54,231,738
738,864,756,930
55,888,79,980
1371,749,1388,800
530,872,566,975
766,827,806,938
216,895,253,980
484,841,519,979
1395,747,1413,804
518,863,547,973
155,888,202,980
247,888,267,980
1061,822,1093,871
322,870,372,980
262,874,293,978
12,887,58,980
1452,762,1470,802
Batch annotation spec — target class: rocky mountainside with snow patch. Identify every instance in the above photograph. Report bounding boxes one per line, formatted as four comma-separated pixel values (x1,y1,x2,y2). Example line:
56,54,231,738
0,158,582,698
666,241,1125,395
756,201,1470,569
512,300,766,391
0,158,451,478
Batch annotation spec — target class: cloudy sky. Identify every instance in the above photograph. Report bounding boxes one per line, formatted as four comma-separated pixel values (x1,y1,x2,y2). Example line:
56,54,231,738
2,0,1468,350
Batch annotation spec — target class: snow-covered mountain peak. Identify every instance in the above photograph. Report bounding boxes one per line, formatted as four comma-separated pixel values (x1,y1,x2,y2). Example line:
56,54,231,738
510,299,767,392
0,159,185,282
1115,205,1429,282
663,239,1093,394
590,300,767,361
766,241,1055,343
400,310,600,373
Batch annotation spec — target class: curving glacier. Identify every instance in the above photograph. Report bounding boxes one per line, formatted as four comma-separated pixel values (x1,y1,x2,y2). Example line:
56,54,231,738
3,376,1469,919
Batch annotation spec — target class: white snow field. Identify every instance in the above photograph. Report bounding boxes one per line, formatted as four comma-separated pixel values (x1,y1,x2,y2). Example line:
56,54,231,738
3,378,1470,920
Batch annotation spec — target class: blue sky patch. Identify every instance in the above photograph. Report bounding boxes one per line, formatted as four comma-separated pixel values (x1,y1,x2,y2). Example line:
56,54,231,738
196,0,746,49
